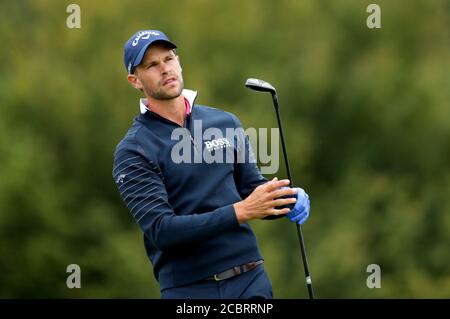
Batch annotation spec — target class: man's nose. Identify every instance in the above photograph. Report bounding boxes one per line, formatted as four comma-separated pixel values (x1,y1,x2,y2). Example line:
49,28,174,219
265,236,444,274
159,62,171,74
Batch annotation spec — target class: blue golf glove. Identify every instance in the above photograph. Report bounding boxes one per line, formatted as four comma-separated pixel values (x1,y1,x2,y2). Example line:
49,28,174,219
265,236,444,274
286,187,310,225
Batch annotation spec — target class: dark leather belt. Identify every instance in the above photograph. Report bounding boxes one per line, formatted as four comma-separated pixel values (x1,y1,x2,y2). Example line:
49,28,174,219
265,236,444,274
208,260,264,281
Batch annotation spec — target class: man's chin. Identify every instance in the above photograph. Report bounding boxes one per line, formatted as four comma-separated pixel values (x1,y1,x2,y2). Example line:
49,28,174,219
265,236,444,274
151,88,183,100
160,92,182,100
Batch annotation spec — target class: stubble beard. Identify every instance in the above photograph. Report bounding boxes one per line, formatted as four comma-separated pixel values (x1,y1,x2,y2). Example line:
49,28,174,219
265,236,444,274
145,75,184,101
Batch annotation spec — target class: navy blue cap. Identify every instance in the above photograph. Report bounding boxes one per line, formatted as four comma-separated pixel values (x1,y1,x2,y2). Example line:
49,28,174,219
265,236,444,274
124,30,177,74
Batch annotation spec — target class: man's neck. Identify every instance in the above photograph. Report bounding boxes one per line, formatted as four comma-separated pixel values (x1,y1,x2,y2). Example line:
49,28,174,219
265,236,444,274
146,95,185,127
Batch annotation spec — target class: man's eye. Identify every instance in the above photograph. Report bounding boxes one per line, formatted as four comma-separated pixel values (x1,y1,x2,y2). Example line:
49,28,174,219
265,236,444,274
147,63,156,69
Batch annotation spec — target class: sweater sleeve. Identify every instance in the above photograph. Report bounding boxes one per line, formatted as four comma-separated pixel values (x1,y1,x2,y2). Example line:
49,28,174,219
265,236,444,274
230,113,286,220
112,143,239,251
230,114,268,198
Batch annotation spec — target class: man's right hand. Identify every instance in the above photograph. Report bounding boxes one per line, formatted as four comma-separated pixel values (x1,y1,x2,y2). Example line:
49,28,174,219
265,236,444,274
233,177,298,224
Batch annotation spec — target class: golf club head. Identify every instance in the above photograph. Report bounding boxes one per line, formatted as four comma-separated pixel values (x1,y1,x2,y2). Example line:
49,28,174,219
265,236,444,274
245,78,276,94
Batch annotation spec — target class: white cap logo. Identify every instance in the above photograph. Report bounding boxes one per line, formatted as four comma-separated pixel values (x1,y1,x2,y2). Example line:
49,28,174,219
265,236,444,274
132,31,160,46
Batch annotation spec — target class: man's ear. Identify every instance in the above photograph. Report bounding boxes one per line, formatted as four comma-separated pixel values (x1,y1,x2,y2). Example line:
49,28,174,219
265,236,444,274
127,74,143,90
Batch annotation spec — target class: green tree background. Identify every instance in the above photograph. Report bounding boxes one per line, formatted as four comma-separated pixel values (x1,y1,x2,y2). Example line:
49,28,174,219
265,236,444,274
0,0,449,298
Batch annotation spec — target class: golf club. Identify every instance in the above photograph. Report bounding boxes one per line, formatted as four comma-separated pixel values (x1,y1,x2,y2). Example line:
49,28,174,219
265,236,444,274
245,78,315,299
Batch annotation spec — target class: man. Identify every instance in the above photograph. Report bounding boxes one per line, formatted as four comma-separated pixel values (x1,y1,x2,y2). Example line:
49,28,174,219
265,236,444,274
112,29,311,299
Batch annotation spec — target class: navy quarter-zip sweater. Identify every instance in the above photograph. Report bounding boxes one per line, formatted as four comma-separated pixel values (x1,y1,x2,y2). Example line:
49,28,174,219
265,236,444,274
112,90,268,290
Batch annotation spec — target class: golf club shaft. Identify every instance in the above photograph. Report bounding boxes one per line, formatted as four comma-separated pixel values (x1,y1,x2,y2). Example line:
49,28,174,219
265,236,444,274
272,93,315,299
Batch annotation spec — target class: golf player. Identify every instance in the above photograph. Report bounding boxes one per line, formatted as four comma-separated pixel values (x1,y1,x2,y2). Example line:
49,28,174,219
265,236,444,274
112,29,311,299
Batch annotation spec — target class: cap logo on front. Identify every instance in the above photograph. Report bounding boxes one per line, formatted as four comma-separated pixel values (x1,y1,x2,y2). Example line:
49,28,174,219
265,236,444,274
124,29,176,74
132,31,161,46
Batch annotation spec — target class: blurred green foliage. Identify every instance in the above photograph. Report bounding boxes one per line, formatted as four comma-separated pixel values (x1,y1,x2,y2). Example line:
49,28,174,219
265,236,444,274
0,0,449,298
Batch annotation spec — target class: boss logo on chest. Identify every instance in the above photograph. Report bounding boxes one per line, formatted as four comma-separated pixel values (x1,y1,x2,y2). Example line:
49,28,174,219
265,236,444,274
204,138,232,152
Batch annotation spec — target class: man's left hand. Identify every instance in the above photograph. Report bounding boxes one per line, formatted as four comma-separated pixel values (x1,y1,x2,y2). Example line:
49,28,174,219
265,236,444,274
285,188,310,225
